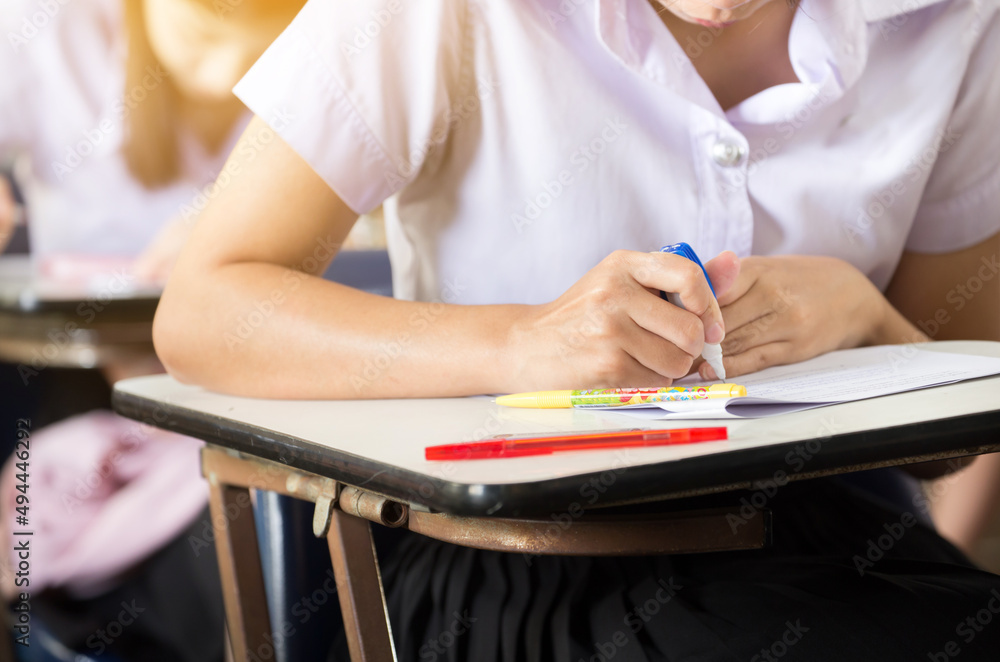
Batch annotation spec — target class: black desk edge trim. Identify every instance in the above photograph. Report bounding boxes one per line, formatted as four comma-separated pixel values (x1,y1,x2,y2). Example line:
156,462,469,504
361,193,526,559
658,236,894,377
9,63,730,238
111,389,1000,518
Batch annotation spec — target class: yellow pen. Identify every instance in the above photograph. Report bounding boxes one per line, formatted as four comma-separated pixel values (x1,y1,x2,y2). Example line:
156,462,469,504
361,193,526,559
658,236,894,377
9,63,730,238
496,384,748,409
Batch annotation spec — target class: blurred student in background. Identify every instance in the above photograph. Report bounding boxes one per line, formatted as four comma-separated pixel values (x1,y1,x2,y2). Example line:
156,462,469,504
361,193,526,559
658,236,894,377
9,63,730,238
0,0,303,277
0,1,304,659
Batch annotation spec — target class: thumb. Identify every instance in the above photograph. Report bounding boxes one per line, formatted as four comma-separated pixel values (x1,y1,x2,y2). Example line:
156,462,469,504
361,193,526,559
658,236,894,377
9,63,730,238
705,251,740,298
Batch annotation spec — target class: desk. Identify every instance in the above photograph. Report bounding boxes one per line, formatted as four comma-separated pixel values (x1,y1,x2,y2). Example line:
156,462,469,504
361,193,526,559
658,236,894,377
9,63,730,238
0,255,160,369
0,251,389,370
112,340,1000,662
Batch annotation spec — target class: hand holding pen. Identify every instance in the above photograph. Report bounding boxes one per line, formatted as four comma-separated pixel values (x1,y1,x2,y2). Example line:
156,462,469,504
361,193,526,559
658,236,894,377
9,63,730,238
505,248,740,392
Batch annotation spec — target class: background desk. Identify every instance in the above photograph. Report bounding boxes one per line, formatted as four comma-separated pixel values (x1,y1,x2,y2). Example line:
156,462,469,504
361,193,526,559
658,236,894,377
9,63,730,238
0,255,160,370
0,249,390,369
1,250,394,661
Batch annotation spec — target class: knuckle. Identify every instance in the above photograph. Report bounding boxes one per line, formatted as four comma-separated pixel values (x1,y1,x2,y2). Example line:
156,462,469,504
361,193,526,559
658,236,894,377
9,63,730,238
680,265,712,312
634,253,660,281
786,305,806,325
589,286,619,311
753,349,771,371
726,335,746,355
604,249,631,270
584,319,617,345
677,316,704,353
603,314,628,338
758,310,778,329
594,351,629,383
600,294,625,315
679,259,702,284
663,353,693,380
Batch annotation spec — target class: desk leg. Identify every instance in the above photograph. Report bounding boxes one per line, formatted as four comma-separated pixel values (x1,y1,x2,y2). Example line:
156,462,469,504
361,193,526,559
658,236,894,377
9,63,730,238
208,482,272,662
327,509,397,662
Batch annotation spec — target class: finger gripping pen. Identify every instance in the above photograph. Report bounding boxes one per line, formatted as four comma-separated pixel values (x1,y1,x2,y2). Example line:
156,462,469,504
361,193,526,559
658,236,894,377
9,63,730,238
659,242,727,381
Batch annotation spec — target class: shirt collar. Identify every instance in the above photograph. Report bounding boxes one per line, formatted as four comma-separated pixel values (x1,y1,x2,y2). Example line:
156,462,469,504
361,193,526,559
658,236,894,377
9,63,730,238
596,0,949,120
789,0,868,94
596,0,952,28
596,0,643,70
597,0,953,78
860,0,950,23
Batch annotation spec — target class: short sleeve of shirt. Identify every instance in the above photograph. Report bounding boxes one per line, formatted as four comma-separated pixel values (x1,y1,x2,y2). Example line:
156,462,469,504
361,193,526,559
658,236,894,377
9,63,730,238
0,5,37,154
906,8,1000,253
234,0,470,214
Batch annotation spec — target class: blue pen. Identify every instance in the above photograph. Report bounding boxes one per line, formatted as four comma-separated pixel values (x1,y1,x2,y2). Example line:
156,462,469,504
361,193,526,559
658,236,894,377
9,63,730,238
659,243,727,381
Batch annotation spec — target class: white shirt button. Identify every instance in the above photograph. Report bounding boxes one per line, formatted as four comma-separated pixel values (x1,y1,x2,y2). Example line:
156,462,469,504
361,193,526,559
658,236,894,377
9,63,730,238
711,140,747,167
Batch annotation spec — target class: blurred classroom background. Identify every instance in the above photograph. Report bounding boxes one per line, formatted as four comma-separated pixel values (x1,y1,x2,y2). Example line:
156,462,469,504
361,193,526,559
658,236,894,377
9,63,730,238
0,1,387,660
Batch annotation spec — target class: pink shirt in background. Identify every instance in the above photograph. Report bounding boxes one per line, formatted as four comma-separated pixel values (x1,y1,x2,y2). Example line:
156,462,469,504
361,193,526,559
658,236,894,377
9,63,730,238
0,411,207,599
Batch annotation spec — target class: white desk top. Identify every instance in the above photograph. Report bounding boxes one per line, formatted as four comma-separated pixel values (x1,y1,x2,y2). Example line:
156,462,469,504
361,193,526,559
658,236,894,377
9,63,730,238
113,341,1000,515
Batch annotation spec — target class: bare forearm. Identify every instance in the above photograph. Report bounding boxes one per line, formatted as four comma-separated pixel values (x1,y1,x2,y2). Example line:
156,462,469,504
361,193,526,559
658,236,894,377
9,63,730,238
869,300,931,346
880,234,1000,480
873,305,972,480
155,263,526,399
886,233,1000,343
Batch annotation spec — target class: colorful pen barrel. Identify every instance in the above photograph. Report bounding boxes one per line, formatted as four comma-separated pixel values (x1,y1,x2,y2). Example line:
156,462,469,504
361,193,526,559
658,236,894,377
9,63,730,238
496,384,747,409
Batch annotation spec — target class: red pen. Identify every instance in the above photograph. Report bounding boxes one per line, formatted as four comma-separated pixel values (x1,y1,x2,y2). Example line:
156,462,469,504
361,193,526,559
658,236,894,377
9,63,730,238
424,427,728,461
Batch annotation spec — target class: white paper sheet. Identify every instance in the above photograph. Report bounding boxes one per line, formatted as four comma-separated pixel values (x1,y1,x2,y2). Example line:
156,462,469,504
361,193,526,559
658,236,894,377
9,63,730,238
601,345,1000,420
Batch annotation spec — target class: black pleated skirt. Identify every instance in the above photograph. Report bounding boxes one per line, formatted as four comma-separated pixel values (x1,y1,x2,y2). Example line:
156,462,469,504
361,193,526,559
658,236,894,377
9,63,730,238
334,476,1000,662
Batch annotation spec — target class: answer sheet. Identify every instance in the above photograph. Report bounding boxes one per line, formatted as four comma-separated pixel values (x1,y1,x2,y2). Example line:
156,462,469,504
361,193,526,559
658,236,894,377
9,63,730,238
605,345,1000,420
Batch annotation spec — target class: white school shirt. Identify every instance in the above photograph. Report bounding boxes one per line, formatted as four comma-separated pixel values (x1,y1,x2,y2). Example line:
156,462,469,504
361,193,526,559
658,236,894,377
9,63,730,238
0,0,244,260
235,0,1000,305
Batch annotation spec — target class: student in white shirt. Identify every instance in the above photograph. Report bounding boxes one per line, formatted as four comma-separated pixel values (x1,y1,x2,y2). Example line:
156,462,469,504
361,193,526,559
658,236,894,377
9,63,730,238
155,0,1000,659
0,1,304,659
0,0,302,276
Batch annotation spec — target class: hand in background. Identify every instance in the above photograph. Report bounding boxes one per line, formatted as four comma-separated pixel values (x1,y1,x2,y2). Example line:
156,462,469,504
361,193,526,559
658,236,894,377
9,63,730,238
703,255,889,379
132,215,195,285
0,177,15,253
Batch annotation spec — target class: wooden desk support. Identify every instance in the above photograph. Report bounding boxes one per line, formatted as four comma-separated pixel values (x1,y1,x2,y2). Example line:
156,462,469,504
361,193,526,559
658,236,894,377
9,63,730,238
201,446,770,662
